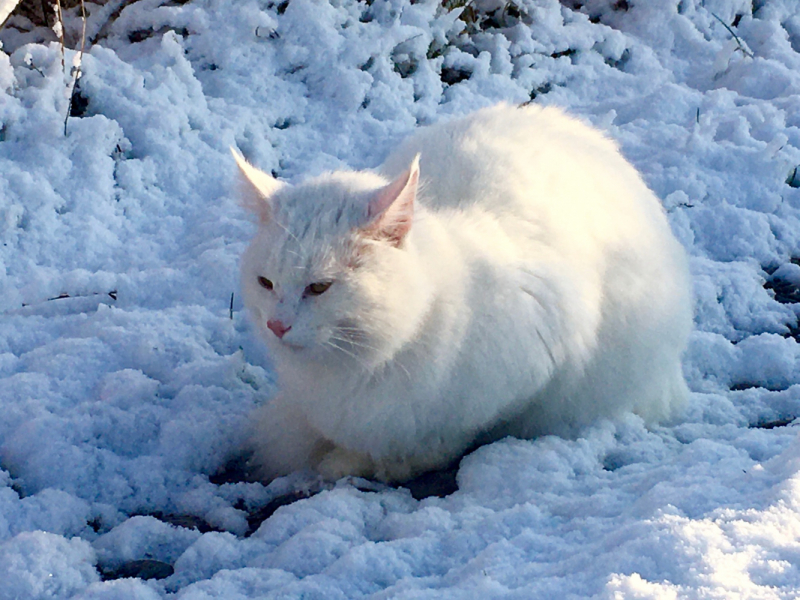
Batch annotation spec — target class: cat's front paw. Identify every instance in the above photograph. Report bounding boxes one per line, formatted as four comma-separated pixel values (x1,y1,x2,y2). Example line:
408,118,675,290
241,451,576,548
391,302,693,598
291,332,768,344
316,447,376,481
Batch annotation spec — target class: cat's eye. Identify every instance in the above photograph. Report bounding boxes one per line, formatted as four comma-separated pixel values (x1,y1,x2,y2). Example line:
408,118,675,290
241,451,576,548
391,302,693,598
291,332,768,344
257,276,274,291
304,281,333,297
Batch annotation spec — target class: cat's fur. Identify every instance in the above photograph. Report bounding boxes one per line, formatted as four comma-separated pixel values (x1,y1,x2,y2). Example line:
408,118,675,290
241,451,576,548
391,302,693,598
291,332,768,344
235,103,692,483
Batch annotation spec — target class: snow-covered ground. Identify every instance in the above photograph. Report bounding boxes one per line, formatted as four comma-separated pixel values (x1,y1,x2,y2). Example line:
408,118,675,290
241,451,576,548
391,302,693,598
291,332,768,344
2,0,800,597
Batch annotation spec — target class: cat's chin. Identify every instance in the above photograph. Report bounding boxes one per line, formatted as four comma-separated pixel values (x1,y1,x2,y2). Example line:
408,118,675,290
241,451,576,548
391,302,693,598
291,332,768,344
272,339,307,352
271,338,337,363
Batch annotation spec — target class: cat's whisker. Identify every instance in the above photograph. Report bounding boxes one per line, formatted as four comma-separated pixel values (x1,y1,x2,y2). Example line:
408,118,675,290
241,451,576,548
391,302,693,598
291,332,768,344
322,338,373,372
331,326,371,336
327,331,377,352
390,357,412,381
329,330,382,352
330,333,413,381
329,336,378,355
332,340,412,382
327,332,385,359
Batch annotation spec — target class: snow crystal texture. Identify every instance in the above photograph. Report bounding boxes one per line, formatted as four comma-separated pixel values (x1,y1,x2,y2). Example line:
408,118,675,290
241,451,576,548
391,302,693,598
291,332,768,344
1,0,800,597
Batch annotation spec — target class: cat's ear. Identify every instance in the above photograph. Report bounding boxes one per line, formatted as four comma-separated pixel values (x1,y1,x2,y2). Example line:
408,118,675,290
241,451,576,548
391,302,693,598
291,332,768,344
231,148,284,223
362,154,420,246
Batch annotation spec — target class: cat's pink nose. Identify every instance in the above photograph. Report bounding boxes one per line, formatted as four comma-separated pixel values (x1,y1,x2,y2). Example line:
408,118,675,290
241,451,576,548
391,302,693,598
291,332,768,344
267,319,291,339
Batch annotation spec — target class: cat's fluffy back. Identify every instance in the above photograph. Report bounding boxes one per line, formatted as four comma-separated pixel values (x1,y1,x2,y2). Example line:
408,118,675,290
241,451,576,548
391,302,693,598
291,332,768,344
382,104,661,224
383,103,689,312
382,103,692,429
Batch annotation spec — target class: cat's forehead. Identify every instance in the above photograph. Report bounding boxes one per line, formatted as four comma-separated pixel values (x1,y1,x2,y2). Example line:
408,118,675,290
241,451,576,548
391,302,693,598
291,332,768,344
249,226,345,285
272,170,387,237
248,170,388,280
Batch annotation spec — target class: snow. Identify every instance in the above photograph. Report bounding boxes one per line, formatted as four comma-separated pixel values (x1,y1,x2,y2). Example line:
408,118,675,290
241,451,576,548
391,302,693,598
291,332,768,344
1,0,800,597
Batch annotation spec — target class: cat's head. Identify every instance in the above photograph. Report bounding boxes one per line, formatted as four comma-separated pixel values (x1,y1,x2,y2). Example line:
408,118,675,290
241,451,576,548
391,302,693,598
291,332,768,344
234,150,429,370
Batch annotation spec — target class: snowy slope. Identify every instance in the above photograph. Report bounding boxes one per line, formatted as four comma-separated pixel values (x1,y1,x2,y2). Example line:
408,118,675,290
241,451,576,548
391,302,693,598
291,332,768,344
1,0,800,597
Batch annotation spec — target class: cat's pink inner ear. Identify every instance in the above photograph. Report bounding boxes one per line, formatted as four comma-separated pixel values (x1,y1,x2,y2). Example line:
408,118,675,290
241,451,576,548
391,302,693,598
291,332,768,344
231,148,284,223
364,154,420,245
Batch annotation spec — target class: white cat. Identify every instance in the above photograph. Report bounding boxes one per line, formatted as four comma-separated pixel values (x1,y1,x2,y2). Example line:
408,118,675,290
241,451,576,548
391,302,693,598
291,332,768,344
235,103,692,483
